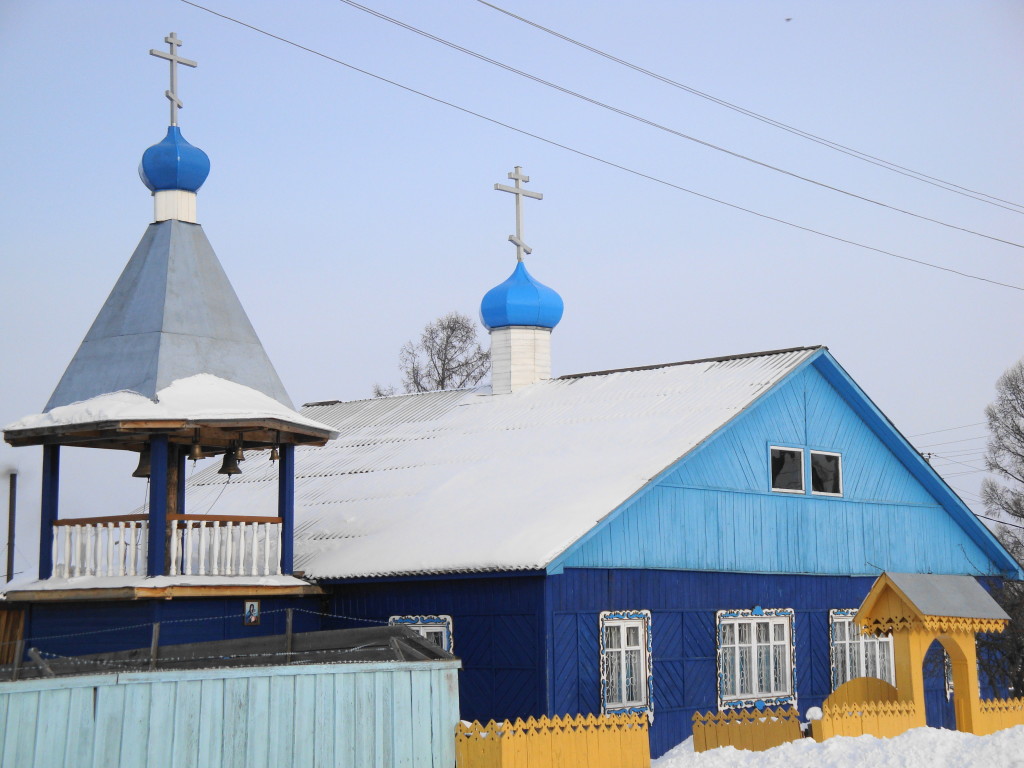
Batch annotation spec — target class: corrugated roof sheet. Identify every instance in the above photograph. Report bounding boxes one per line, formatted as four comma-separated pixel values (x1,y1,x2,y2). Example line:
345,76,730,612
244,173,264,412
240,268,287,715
887,572,1009,620
184,347,819,578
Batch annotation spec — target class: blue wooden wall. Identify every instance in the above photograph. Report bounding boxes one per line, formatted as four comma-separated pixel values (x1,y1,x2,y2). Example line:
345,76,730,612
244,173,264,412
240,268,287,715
326,573,547,724
0,659,460,767
553,363,1002,577
544,568,953,758
26,596,324,659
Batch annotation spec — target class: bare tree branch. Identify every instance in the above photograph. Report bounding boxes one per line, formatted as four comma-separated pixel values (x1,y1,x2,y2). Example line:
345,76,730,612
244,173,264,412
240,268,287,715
374,311,490,396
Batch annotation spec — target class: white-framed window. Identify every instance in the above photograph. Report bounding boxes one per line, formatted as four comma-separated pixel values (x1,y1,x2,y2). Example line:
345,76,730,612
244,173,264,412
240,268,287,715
599,610,653,718
770,446,804,493
829,609,893,689
716,608,796,710
388,614,453,652
811,451,843,496
770,446,843,497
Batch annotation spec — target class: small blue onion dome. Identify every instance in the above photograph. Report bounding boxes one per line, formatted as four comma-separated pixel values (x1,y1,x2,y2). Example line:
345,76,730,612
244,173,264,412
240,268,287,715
480,261,564,330
139,126,210,192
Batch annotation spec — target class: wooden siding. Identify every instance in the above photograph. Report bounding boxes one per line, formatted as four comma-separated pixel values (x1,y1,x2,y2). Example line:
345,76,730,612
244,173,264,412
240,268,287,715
0,660,460,768
554,364,1000,576
25,596,323,659
327,574,547,725
544,569,953,758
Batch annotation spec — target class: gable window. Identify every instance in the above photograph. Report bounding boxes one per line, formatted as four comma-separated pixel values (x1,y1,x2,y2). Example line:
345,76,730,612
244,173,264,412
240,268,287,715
716,608,795,709
770,447,804,492
389,614,453,652
829,609,893,688
811,451,842,495
599,610,653,718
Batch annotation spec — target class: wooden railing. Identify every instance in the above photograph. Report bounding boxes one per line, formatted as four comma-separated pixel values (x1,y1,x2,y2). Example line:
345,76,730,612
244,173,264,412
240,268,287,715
691,706,802,753
455,713,649,768
168,515,283,577
49,514,282,579
975,697,1024,736
52,515,149,578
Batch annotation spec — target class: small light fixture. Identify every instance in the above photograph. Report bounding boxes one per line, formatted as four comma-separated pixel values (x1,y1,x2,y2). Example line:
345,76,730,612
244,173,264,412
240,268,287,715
269,445,280,462
132,445,151,478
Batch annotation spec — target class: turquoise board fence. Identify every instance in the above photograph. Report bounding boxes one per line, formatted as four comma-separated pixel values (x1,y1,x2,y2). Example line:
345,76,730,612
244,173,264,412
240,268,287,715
0,659,460,768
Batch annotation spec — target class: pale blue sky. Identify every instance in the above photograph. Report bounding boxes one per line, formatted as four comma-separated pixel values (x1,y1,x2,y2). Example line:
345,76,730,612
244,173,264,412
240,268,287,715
1,1,1022,577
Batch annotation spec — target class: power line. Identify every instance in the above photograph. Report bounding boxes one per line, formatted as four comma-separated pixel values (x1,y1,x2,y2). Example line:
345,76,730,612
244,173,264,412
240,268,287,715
908,421,987,437
915,435,990,448
179,1,1024,292
474,0,1024,215
336,0,1024,251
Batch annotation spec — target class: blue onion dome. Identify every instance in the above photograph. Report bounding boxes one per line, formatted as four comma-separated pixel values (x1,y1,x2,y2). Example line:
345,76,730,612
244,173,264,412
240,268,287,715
480,261,564,330
139,126,210,192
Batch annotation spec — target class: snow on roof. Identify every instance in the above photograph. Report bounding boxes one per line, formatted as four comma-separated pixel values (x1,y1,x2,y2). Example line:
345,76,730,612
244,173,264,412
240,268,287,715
5,374,337,436
183,347,819,578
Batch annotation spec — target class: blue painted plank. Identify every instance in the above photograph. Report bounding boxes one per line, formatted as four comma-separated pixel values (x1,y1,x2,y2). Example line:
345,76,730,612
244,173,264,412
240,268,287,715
391,670,413,768
64,687,96,766
4,691,39,768
33,688,70,768
197,679,224,768
266,676,293,768
221,677,248,768
410,669,432,768
172,680,203,768
314,673,336,768
92,684,126,768
146,681,177,768
244,676,270,768
354,671,376,767
121,682,153,768
291,675,315,768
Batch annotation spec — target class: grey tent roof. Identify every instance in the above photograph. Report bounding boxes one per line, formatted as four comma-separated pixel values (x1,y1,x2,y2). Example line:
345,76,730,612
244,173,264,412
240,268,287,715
46,220,293,411
887,572,1009,620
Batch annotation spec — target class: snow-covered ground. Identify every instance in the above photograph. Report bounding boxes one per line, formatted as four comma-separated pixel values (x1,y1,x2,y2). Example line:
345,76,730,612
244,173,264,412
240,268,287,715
654,726,1024,768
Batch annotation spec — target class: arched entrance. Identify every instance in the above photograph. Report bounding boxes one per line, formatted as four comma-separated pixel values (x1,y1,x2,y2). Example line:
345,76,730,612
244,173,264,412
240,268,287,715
923,639,955,729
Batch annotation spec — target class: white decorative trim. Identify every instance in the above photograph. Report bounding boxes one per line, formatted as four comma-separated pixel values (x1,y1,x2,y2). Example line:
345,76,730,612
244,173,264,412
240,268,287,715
716,607,796,711
388,614,454,652
599,609,654,722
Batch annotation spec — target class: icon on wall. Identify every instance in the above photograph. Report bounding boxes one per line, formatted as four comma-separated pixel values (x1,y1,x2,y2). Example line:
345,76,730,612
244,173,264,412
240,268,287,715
243,600,260,626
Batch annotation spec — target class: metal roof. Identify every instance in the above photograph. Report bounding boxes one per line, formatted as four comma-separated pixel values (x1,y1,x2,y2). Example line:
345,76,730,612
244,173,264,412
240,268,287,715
886,572,1009,620
183,347,818,578
46,219,293,411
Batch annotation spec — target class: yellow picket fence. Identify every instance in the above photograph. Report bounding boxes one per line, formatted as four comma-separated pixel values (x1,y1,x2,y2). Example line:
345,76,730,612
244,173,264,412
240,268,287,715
455,713,650,768
975,698,1024,736
691,706,802,753
809,700,918,741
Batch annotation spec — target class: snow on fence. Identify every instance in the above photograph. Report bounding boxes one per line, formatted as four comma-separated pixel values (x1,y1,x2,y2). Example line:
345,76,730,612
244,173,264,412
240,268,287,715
455,713,650,768
691,706,802,753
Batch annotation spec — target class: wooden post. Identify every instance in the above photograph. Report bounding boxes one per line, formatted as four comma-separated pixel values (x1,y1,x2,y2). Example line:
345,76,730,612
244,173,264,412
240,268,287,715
38,446,60,580
7,471,16,583
27,648,54,678
147,436,169,576
286,608,294,655
149,622,161,670
278,444,295,574
11,639,24,681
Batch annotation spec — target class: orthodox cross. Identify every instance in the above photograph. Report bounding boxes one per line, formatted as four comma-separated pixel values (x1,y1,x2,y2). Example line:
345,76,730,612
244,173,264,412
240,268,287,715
495,166,543,262
150,32,197,126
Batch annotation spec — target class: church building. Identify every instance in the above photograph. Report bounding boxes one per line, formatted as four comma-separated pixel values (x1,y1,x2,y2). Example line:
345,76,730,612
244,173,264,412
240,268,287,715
4,34,1020,759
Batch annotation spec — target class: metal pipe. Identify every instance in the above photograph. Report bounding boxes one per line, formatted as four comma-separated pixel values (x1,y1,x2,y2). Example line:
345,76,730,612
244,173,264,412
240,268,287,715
6,472,15,583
